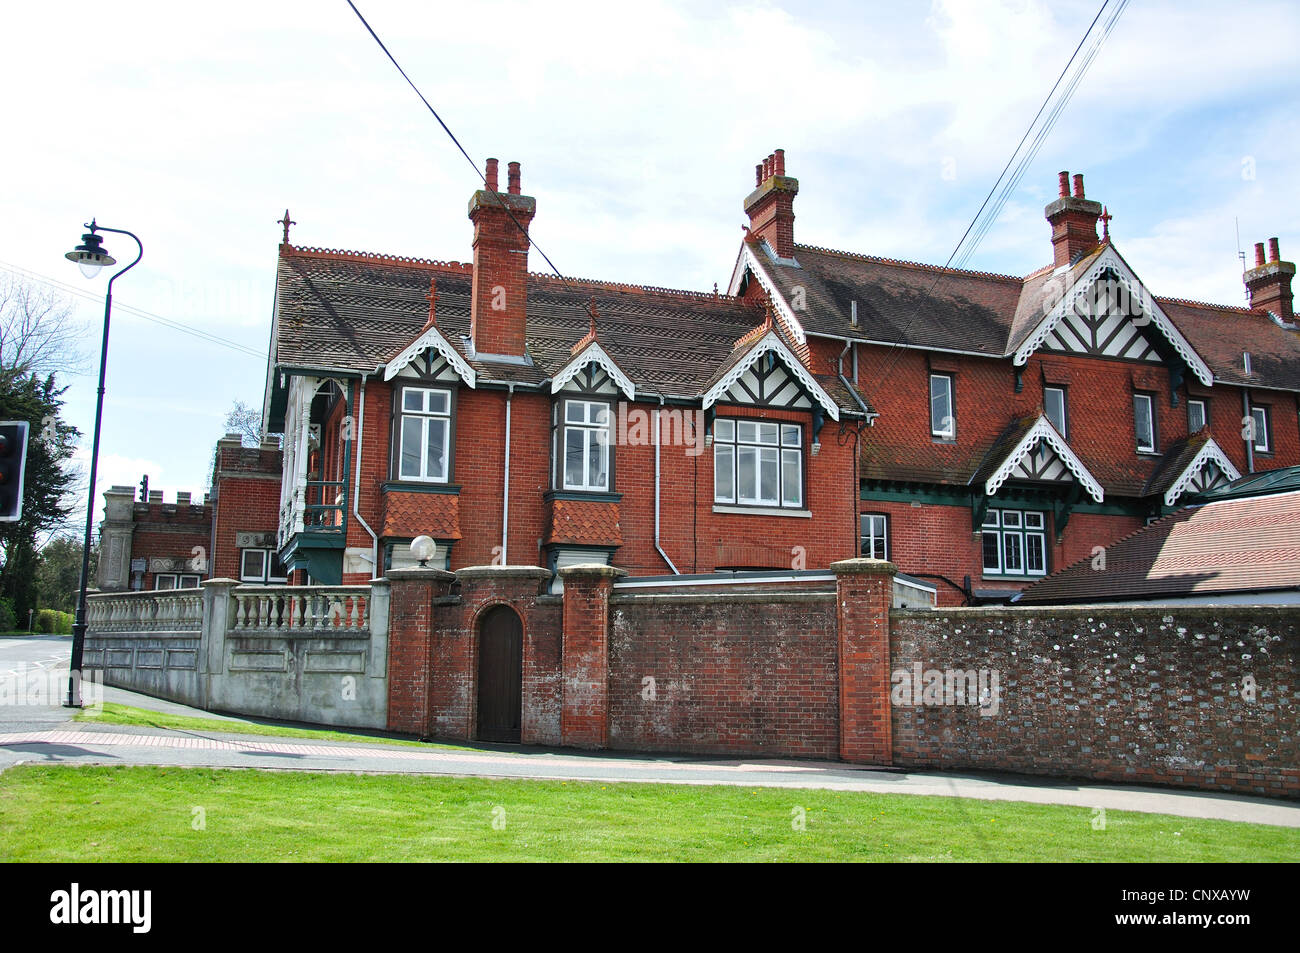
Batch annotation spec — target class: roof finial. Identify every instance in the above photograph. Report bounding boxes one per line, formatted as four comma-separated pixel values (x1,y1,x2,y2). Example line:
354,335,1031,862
1100,206,1112,243
278,209,296,245
424,277,438,328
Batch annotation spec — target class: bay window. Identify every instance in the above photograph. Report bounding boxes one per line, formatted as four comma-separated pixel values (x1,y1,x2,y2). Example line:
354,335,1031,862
398,387,452,482
560,399,611,492
713,419,803,508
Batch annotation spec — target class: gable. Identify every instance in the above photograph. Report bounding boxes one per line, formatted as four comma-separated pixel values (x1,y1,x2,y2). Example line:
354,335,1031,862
1164,438,1241,506
983,416,1104,502
1014,246,1213,385
1008,442,1075,483
701,330,839,421
551,341,635,401
721,351,814,410
383,324,476,388
393,350,464,384
1038,272,1164,363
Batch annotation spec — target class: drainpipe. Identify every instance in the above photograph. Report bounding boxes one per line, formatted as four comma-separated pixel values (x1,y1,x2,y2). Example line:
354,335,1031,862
502,384,514,564
654,395,680,574
1242,386,1255,473
352,371,380,578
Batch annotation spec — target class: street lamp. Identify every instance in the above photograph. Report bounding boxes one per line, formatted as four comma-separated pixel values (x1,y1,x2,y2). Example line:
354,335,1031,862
62,219,142,707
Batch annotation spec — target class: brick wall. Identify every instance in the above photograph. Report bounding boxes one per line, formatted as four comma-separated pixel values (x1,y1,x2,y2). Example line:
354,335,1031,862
890,605,1299,798
211,443,283,580
606,589,840,758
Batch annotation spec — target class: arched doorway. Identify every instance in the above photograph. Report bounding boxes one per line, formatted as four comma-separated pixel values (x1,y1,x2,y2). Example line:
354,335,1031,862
477,605,523,743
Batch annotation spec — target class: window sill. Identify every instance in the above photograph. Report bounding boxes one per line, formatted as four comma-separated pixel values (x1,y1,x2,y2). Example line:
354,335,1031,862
981,573,1048,581
713,504,811,518
545,489,622,503
383,481,460,495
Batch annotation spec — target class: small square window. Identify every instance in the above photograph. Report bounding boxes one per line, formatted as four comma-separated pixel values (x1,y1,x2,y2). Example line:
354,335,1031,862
1188,399,1207,434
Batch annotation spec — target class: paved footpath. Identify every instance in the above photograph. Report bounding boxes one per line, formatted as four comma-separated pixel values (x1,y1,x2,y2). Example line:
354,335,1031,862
2,638,1297,829
2,722,1298,828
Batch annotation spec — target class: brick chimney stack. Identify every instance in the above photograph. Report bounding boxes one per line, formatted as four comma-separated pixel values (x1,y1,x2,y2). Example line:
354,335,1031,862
1244,236,1295,322
1044,170,1103,268
744,148,799,260
469,157,536,357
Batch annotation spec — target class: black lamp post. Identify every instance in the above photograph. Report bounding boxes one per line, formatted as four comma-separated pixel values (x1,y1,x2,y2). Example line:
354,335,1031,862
62,219,142,707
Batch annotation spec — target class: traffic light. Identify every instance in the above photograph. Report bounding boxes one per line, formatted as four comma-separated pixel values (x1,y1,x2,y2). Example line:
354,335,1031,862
0,421,30,522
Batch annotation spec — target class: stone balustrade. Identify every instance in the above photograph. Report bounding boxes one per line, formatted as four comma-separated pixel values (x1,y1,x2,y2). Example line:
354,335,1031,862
85,588,204,633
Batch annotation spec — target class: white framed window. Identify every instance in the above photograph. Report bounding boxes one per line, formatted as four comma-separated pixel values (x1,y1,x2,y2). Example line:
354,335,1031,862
1044,386,1067,437
1188,398,1207,434
240,548,287,584
860,514,887,560
398,387,452,482
930,374,955,439
713,418,803,508
155,573,202,590
561,399,610,491
1133,393,1156,453
1250,405,1271,453
981,508,1047,578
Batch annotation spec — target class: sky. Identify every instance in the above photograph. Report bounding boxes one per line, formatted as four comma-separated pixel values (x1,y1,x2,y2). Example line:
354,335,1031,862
1,0,1297,535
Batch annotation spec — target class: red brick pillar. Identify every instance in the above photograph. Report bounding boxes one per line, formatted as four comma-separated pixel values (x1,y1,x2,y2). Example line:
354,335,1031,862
559,564,626,749
832,557,896,764
386,567,455,735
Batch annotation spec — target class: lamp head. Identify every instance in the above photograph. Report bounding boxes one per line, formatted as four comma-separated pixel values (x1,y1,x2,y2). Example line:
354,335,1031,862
410,535,436,567
65,221,115,278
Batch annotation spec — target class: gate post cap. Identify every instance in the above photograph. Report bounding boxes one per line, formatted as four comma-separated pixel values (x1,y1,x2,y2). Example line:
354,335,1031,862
830,557,897,575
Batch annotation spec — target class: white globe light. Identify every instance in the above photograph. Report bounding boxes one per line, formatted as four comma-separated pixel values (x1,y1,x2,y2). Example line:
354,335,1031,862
410,535,436,565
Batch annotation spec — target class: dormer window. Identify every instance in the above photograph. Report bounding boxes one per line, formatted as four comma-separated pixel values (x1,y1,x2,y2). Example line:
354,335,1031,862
559,399,611,492
397,386,452,482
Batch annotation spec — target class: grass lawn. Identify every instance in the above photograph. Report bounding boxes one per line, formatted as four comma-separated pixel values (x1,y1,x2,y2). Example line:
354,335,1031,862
75,702,471,751
1,764,1295,862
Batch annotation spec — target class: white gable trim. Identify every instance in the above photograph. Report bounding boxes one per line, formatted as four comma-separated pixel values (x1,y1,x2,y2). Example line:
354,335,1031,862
383,325,475,388
702,330,838,421
551,341,635,401
985,416,1104,502
726,244,808,346
1163,438,1241,507
1013,245,1213,385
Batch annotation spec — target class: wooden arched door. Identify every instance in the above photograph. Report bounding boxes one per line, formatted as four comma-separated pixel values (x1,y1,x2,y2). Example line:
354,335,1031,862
477,605,523,743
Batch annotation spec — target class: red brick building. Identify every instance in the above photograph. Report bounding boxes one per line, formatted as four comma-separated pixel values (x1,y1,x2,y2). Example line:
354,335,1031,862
263,156,872,585
96,435,284,591
733,164,1299,604
261,153,1298,600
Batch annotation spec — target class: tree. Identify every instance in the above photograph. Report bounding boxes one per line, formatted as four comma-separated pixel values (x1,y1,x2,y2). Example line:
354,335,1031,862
35,533,96,614
0,278,83,622
223,400,263,447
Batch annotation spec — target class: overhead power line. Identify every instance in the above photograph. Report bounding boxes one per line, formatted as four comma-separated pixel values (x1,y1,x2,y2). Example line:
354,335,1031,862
871,0,1127,385
345,0,564,278
0,260,266,361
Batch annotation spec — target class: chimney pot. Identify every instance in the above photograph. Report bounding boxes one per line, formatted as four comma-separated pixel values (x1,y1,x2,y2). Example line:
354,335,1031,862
1058,171,1070,197
755,163,763,187
507,161,521,195
774,148,785,176
744,148,798,259
485,158,499,193
1255,242,1267,267
1072,173,1085,199
1269,237,1281,262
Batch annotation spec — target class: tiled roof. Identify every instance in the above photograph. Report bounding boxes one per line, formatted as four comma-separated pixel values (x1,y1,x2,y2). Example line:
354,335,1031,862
1141,434,1209,499
271,246,869,414
1016,489,1300,604
749,240,1299,392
